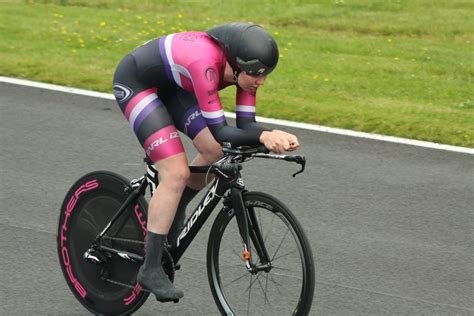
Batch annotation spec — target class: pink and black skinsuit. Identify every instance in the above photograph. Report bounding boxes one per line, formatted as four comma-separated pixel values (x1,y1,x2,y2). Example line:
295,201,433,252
113,32,270,163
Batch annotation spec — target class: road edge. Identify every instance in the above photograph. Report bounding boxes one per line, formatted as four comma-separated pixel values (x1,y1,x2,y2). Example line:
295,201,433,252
1,76,472,155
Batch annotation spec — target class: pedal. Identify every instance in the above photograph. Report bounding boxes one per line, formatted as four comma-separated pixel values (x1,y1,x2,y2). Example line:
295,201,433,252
175,263,181,271
155,296,180,303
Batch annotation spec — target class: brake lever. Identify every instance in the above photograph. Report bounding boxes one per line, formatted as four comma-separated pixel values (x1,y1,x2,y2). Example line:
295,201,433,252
292,156,306,177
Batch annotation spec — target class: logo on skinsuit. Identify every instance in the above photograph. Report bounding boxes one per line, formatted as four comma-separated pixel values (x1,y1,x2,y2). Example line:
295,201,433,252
184,110,202,134
205,68,216,83
113,84,133,102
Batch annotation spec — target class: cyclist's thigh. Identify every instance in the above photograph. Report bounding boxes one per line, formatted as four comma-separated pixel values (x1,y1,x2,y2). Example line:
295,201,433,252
113,55,185,163
162,88,208,141
162,90,224,162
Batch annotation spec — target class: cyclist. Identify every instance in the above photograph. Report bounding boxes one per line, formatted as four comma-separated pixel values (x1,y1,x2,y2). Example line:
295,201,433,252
113,22,299,302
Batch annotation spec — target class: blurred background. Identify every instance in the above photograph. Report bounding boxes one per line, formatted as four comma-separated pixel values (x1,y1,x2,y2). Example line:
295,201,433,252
1,0,473,147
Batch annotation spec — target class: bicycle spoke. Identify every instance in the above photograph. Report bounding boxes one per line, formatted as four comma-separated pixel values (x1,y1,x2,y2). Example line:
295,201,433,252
247,275,252,316
264,271,269,310
267,273,285,296
243,273,261,294
256,275,272,308
263,212,277,244
272,265,302,274
232,248,242,261
269,271,303,281
273,248,298,261
224,271,250,287
210,194,314,315
271,228,291,261
220,262,248,268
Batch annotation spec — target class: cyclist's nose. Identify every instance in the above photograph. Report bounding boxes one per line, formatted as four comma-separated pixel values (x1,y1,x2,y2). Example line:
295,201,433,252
256,76,266,86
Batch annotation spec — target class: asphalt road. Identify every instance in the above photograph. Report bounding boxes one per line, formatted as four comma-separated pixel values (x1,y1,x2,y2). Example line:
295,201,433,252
1,82,473,315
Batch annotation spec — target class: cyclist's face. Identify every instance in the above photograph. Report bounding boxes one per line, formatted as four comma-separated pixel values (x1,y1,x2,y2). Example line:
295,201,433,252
238,72,266,92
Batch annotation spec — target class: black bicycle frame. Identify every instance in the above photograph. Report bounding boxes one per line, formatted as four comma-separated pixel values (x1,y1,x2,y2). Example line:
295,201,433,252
89,157,271,268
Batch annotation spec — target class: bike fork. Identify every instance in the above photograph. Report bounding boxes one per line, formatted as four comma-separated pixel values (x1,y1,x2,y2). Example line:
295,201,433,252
231,187,272,271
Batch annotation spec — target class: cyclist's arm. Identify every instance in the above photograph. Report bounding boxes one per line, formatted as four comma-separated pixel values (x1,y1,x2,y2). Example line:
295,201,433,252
234,89,300,152
235,87,271,134
188,60,264,146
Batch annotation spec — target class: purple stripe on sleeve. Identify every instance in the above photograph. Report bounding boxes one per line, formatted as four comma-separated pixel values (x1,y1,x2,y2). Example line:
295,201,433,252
158,36,175,85
181,107,207,139
133,99,163,134
205,116,226,125
236,111,256,118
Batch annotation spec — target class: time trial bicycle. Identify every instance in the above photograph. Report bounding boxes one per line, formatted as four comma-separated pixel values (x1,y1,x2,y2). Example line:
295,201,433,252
57,145,315,315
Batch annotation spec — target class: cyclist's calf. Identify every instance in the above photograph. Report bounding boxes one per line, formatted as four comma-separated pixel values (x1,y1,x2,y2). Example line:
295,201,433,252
148,153,190,234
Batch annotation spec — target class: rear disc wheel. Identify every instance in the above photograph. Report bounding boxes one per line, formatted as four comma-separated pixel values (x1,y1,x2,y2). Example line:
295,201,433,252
57,171,149,315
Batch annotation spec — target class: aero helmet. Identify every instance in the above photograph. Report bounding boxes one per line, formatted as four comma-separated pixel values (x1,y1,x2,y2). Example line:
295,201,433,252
206,22,279,76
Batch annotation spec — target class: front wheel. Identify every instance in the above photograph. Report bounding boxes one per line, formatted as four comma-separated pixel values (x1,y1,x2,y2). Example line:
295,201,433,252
207,192,315,315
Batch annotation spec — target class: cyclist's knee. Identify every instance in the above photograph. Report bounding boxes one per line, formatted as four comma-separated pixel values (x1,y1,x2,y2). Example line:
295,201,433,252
156,155,190,190
193,128,224,163
203,142,224,162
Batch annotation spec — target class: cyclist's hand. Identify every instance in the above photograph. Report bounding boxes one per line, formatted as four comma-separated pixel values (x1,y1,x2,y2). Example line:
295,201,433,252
259,130,300,153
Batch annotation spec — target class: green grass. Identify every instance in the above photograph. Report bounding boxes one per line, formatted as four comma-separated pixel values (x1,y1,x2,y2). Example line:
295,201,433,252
1,0,473,147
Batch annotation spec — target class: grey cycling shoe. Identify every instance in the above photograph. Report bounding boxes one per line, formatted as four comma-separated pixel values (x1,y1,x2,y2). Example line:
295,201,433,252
137,266,184,302
138,232,184,302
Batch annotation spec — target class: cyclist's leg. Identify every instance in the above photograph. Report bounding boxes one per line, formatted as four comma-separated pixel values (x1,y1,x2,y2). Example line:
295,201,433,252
165,88,223,188
114,54,189,234
113,54,185,300
164,90,223,243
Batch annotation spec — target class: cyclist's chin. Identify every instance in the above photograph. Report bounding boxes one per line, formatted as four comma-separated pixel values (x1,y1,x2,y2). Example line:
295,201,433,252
241,86,257,93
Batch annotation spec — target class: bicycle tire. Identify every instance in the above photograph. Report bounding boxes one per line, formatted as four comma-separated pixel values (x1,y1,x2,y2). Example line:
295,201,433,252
207,192,315,316
57,171,150,315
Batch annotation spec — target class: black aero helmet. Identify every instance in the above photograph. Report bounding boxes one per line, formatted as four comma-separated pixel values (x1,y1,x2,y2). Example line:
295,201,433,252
206,22,279,76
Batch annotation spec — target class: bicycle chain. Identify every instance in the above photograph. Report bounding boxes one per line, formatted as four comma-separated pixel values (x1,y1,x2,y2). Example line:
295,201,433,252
102,236,144,245
104,278,151,292
101,237,173,293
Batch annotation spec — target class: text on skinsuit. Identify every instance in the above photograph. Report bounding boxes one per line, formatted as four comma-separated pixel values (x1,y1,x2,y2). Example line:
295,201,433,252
145,131,179,156
177,179,219,247
184,110,202,134
61,179,99,299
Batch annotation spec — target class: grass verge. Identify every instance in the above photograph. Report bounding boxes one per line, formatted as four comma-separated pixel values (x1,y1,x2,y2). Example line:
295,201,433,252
1,0,473,147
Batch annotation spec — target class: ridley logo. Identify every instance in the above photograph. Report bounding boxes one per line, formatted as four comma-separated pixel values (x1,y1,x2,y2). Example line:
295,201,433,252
177,179,219,247
113,84,133,102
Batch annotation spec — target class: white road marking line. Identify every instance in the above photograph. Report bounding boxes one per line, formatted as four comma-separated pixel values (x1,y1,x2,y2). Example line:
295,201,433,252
1,76,472,155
